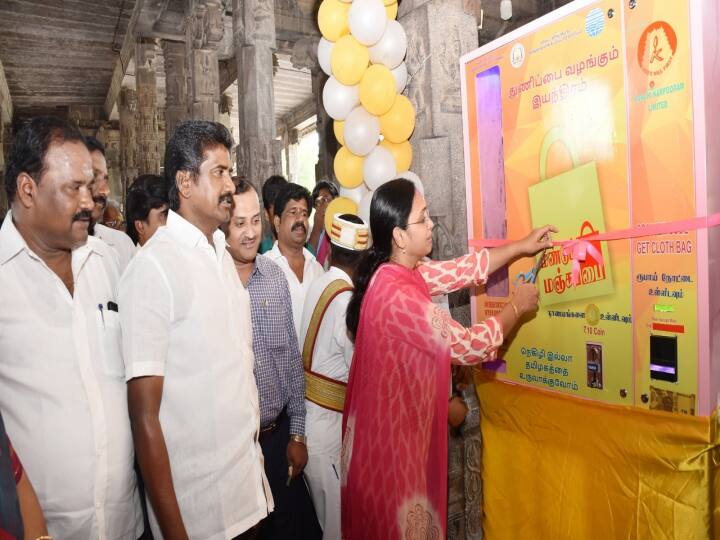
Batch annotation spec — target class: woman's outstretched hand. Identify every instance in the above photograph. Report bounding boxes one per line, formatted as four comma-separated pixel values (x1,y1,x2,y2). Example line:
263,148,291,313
517,225,557,257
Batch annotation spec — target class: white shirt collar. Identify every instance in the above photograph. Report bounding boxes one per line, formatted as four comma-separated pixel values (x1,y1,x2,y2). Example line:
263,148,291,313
165,210,228,261
0,210,99,270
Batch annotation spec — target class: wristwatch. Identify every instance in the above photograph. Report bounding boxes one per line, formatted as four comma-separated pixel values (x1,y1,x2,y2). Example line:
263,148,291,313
290,434,307,445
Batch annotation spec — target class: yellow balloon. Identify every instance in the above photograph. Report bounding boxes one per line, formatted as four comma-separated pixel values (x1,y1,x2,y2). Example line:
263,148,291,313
324,197,359,235
331,35,369,86
385,2,398,19
380,95,416,144
360,64,397,116
380,139,413,172
318,0,350,42
333,120,345,146
334,146,365,189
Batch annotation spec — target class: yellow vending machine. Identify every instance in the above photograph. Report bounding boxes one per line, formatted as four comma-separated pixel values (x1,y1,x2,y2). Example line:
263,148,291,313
461,0,720,415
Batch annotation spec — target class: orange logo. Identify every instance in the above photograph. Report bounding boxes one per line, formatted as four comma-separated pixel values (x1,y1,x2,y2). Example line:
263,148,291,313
638,21,677,76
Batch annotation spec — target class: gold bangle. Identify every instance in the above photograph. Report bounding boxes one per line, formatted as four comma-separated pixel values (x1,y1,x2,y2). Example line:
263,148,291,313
508,300,519,319
290,434,307,445
36,536,53,540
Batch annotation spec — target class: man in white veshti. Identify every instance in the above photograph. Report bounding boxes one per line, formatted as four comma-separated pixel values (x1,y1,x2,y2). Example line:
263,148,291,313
299,213,369,540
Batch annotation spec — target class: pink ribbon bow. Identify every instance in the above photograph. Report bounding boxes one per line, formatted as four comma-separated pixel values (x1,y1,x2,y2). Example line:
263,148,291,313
561,239,604,286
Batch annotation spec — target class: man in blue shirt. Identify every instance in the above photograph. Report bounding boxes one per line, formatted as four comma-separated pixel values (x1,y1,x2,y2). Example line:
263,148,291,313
225,178,321,540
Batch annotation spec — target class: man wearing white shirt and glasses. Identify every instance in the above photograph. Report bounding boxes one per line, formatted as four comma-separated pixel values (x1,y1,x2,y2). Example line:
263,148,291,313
0,116,143,539
119,121,272,540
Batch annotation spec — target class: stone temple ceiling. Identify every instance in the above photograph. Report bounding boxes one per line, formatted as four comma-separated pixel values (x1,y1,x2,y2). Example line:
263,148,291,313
0,0,136,113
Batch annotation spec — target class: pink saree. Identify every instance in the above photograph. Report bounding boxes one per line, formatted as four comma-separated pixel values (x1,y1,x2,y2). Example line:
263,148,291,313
341,250,503,539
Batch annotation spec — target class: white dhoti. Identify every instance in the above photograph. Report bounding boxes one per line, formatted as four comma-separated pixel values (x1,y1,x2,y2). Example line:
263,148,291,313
304,402,343,540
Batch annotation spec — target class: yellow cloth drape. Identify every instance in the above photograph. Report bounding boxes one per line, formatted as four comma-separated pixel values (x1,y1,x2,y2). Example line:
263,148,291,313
475,372,720,539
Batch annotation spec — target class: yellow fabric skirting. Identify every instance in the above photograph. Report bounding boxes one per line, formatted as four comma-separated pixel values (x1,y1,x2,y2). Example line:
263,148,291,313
474,372,719,540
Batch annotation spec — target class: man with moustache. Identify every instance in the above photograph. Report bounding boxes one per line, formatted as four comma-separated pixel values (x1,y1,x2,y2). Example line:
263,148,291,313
266,183,324,338
84,136,136,273
225,178,321,540
119,121,271,540
0,117,143,538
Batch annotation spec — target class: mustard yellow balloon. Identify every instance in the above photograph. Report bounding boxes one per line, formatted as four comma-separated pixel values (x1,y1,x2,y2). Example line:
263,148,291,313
331,35,369,86
385,2,398,19
318,0,350,42
333,146,365,189
333,120,346,146
380,95,416,144
324,197,359,235
380,139,413,172
359,64,397,116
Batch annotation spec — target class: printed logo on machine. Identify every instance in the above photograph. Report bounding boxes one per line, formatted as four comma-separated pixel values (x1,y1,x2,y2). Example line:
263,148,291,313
510,43,525,68
585,8,605,37
638,21,677,76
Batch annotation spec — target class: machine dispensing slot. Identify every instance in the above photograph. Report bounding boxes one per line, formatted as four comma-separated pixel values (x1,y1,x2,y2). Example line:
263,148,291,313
650,335,678,383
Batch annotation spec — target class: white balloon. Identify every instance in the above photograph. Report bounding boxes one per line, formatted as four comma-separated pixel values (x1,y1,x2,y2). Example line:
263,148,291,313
322,76,360,120
343,107,381,157
358,189,374,225
317,38,334,76
339,184,369,205
391,62,408,93
394,170,424,196
363,145,397,190
348,0,387,46
369,20,407,69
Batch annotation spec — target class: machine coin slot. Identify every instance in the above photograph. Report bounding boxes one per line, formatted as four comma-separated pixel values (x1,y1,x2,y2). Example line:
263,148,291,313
586,342,603,389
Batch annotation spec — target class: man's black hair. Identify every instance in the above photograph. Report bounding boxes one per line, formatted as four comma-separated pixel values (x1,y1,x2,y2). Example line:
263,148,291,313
164,120,234,211
125,174,168,244
261,175,288,212
4,116,86,204
83,135,106,156
311,180,339,204
273,182,312,219
233,177,256,196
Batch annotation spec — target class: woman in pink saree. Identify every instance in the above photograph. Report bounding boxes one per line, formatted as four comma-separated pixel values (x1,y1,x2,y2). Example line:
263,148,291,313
342,179,554,539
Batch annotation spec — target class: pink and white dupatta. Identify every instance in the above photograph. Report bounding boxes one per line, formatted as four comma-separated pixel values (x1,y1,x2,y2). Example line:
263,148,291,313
341,251,503,539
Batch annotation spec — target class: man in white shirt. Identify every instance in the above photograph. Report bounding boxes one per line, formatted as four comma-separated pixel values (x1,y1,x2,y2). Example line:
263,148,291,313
84,136,136,273
266,183,324,338
0,116,143,539
119,120,272,540
299,213,368,540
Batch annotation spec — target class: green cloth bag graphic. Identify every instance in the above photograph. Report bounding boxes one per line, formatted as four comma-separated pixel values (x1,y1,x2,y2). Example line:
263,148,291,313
528,127,614,306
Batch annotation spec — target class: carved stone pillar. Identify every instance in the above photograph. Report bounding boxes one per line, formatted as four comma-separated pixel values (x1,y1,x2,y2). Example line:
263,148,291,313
135,39,161,175
187,1,224,121
312,66,336,182
162,40,189,137
232,0,278,190
119,87,139,193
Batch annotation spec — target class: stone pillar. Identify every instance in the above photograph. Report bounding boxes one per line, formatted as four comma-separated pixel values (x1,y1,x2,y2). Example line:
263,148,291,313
162,40,189,137
232,0,278,190
312,67,336,182
287,128,300,183
119,87,139,193
135,39,162,175
187,0,224,121
399,2,481,539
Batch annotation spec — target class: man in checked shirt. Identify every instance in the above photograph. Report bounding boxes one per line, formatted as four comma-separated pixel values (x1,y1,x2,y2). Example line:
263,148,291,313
225,177,322,540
